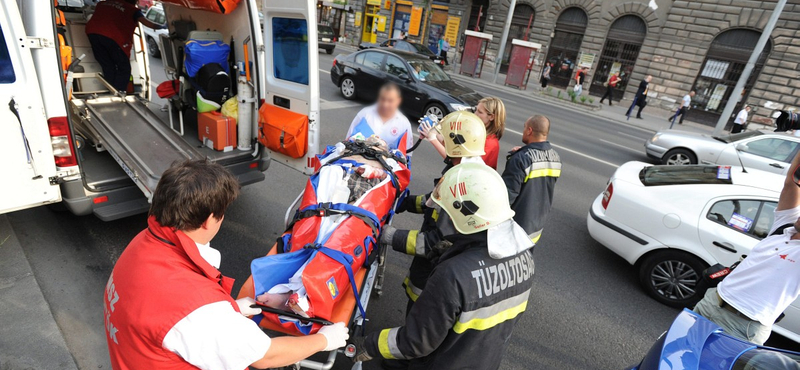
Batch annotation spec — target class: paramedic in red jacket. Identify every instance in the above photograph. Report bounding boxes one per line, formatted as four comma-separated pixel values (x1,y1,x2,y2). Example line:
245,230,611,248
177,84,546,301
85,0,163,92
103,159,349,370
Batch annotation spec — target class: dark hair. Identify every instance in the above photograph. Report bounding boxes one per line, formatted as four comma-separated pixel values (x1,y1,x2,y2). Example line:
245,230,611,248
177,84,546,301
149,160,240,231
379,82,402,98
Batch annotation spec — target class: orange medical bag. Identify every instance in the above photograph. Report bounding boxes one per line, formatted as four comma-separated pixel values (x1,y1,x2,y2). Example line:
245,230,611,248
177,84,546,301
258,104,308,159
198,112,237,151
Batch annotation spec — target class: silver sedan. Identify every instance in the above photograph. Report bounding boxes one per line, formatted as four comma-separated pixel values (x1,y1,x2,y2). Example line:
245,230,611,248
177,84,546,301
645,130,800,175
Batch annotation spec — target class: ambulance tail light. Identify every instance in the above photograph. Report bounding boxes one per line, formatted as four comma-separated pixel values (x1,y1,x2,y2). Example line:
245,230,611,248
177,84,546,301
601,182,613,210
48,116,78,168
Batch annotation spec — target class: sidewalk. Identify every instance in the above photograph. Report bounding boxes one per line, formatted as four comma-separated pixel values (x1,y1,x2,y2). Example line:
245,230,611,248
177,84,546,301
0,215,78,370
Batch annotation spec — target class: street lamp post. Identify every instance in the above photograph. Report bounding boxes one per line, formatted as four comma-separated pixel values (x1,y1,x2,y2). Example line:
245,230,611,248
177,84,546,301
712,0,786,135
492,0,517,83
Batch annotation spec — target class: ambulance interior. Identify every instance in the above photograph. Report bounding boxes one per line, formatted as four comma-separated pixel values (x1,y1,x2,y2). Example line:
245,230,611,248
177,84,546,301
54,1,271,198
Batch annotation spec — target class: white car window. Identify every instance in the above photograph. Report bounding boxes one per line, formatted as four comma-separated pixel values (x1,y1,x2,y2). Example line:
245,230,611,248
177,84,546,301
742,138,799,162
707,200,776,239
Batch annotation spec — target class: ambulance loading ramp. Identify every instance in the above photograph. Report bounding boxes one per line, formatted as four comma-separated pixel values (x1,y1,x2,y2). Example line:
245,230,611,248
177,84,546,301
71,95,203,200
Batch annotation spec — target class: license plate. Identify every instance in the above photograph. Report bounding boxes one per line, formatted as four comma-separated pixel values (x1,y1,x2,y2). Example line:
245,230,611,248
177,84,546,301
321,38,331,42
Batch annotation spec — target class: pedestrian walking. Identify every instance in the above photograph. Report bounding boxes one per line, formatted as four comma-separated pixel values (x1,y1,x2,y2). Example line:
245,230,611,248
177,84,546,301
668,91,696,124
399,31,408,40
541,62,552,88
573,67,588,96
352,163,536,370
693,150,800,345
437,37,450,65
599,73,621,106
103,160,349,370
502,115,561,243
626,75,652,119
731,105,751,133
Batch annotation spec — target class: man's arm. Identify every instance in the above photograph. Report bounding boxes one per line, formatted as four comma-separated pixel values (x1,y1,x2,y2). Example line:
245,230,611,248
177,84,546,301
346,109,365,139
778,150,800,211
135,12,164,30
502,153,526,205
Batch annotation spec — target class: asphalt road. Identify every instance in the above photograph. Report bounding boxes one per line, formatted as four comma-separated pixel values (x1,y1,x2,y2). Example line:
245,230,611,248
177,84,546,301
6,50,797,370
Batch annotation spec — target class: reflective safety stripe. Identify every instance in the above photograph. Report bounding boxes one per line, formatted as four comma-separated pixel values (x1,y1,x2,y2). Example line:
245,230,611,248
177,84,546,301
529,229,543,244
431,208,439,221
377,328,404,359
453,290,530,334
403,277,422,302
524,168,561,182
414,195,425,213
405,230,419,256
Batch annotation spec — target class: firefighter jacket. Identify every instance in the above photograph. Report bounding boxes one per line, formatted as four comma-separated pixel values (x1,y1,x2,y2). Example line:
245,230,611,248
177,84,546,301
365,231,535,370
501,141,561,243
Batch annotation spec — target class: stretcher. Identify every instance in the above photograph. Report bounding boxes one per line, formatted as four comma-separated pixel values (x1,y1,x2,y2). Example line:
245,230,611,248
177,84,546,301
237,138,411,370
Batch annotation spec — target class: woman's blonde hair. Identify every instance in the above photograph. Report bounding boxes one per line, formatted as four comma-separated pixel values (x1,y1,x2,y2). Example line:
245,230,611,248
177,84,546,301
478,97,506,139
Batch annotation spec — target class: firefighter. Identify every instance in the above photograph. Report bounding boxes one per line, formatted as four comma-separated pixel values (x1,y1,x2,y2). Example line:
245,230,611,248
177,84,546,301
501,115,561,243
351,162,536,370
381,111,487,312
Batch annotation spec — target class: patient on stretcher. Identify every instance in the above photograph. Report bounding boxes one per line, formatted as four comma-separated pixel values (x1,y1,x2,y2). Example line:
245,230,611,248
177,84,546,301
255,135,400,318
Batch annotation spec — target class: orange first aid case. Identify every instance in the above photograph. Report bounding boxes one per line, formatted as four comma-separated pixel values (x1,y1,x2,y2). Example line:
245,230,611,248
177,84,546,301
258,104,308,159
198,112,237,151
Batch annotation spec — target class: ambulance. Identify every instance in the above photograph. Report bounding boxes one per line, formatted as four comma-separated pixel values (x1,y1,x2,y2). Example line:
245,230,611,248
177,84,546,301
0,0,321,220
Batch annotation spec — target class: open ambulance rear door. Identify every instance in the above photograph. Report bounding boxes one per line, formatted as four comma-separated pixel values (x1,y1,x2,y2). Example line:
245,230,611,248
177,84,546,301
257,0,321,175
0,1,63,214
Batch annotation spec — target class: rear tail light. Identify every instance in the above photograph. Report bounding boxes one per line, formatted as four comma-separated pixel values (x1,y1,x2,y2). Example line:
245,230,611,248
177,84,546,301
601,182,613,210
48,116,78,168
333,37,337,42
333,59,337,68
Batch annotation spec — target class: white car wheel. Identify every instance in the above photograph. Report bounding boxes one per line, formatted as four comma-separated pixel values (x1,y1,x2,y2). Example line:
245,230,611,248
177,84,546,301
340,77,356,100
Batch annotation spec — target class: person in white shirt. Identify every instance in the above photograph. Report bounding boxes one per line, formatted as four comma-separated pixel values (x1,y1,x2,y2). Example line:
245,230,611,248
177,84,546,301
694,150,800,345
731,105,751,133
346,83,413,152
668,90,695,124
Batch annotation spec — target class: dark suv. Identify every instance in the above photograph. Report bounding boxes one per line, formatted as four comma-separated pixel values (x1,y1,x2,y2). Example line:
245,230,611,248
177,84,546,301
318,24,336,54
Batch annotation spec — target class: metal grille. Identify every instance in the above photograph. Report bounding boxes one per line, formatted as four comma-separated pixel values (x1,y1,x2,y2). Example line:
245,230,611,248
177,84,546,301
542,7,588,87
589,40,643,99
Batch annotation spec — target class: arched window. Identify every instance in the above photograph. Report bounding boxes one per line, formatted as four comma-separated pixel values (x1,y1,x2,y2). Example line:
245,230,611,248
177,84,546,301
589,15,647,99
500,4,535,71
691,29,771,125
467,0,489,33
543,7,588,88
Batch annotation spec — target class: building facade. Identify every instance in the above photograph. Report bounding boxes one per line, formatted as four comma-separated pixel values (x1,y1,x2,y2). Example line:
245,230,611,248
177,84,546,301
345,0,800,126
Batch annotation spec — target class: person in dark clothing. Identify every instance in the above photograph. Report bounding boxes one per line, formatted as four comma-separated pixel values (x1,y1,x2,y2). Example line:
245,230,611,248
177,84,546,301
540,62,551,88
85,0,162,92
599,73,621,106
502,115,560,243
626,75,652,119
352,163,535,370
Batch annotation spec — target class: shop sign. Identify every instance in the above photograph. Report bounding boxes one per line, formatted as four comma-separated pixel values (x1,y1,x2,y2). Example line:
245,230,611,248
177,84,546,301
444,16,460,45
409,6,423,36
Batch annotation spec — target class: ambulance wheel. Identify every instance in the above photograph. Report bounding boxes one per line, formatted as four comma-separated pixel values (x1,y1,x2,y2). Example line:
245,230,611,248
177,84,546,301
340,77,356,100
147,37,161,58
638,250,707,308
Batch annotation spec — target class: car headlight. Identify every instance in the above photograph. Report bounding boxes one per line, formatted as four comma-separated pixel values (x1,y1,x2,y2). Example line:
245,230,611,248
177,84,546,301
449,103,472,112
650,133,662,143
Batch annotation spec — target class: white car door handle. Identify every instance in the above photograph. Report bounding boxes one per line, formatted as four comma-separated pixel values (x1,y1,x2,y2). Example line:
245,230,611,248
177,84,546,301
770,163,785,169
713,241,737,253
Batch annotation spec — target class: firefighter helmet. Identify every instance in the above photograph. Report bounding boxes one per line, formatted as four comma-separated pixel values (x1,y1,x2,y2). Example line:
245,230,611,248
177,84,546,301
438,111,486,158
432,162,514,234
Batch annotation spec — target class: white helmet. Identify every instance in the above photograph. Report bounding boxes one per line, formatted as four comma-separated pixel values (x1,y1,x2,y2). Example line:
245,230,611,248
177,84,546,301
432,162,515,234
438,111,486,158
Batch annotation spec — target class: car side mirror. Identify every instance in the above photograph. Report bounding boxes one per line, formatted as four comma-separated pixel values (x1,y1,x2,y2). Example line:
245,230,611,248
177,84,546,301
399,73,412,83
736,143,749,152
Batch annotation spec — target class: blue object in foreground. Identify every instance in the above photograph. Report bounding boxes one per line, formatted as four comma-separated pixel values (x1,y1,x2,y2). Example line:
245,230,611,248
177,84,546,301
629,309,800,370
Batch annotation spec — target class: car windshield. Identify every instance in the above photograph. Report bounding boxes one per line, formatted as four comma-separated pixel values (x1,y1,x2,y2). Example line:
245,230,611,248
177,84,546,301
408,42,435,56
408,60,449,82
639,165,734,186
712,130,763,143
318,26,334,37
732,348,800,370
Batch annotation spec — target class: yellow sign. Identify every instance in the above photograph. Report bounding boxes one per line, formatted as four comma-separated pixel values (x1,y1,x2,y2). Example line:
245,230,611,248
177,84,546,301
355,11,362,27
409,6,424,36
385,0,391,9
375,15,387,32
367,0,381,5
444,16,460,45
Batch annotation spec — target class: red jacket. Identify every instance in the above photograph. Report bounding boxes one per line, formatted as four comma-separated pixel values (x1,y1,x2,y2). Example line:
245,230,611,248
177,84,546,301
482,134,500,170
85,0,141,56
104,216,238,370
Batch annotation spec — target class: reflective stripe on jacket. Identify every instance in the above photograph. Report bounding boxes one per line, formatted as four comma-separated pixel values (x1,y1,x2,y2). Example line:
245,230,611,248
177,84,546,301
366,232,535,370
502,142,560,242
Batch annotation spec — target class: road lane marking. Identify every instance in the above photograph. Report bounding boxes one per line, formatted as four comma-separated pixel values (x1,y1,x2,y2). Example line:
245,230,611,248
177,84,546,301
599,138,642,155
617,131,650,141
320,98,363,110
319,69,331,74
504,128,620,168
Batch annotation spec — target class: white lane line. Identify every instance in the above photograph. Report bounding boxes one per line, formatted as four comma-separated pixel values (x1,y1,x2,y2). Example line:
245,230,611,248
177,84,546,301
599,138,642,155
617,131,649,141
319,69,331,74
320,98,363,110
504,128,620,168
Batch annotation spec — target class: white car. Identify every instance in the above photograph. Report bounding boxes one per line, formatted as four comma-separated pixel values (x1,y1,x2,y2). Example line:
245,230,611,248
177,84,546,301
645,130,800,175
140,4,168,58
587,161,800,343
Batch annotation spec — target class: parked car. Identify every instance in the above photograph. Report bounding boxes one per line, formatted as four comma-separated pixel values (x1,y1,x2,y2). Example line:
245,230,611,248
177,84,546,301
331,49,480,119
630,309,800,370
359,38,445,66
587,162,800,342
317,24,336,54
645,129,800,175
140,3,168,58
